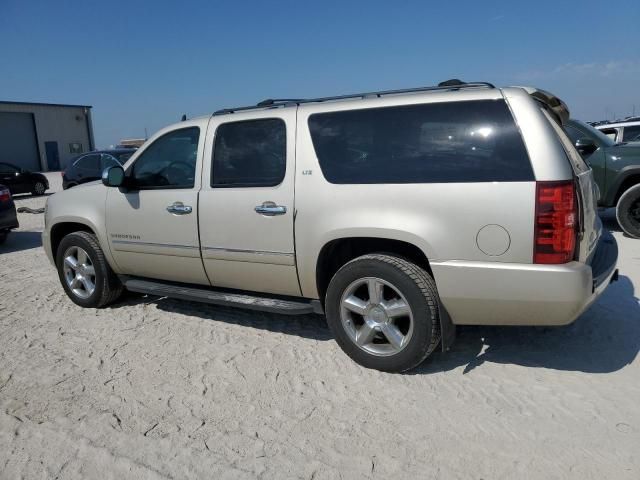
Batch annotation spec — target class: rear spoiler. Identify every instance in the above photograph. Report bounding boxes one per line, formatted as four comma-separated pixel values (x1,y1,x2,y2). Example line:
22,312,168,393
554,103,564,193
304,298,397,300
515,86,570,125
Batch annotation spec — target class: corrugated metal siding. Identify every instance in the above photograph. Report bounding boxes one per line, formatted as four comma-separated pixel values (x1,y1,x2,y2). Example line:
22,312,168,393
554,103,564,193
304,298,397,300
0,102,93,171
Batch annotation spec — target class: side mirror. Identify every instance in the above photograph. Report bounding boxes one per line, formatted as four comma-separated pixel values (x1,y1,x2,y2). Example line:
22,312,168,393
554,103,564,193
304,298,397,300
102,165,125,187
575,138,598,157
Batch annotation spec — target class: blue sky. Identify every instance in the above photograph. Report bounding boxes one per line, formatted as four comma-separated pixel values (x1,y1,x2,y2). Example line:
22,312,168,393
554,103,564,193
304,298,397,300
1,0,639,148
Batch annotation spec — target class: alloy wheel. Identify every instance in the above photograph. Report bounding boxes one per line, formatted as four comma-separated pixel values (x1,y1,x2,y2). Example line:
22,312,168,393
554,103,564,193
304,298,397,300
340,277,414,356
62,246,96,299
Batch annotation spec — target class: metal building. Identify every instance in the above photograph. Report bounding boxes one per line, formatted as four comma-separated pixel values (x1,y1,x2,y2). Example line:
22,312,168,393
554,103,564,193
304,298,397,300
0,101,94,172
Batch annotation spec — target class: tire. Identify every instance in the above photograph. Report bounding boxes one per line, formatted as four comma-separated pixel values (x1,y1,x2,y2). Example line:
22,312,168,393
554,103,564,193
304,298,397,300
325,253,441,372
32,181,46,196
55,231,123,308
616,183,640,238
0,231,7,245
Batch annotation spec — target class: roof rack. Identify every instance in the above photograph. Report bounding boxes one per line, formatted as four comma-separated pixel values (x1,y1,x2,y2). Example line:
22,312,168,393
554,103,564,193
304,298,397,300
213,80,496,115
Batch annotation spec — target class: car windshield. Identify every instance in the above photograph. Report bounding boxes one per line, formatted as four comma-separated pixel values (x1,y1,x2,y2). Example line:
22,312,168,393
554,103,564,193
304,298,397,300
572,120,615,147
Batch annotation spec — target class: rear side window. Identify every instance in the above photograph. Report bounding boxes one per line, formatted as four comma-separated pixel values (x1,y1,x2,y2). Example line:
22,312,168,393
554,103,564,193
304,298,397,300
308,100,533,184
76,154,101,171
212,119,286,187
623,125,640,142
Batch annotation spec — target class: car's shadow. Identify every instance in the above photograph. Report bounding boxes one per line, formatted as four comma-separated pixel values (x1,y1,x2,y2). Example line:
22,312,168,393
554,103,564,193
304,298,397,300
0,231,42,253
416,274,639,375
111,274,639,374
112,292,333,342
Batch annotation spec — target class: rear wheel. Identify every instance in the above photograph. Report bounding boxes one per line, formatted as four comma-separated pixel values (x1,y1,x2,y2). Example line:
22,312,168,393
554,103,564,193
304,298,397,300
325,254,441,372
56,231,123,307
616,184,640,238
32,181,46,196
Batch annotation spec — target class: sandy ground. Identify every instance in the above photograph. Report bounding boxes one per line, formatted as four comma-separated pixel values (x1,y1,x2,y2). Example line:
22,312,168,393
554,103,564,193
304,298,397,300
0,173,639,479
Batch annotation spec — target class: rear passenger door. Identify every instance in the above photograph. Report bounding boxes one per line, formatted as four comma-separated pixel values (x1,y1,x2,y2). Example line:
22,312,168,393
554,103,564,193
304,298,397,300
199,109,300,296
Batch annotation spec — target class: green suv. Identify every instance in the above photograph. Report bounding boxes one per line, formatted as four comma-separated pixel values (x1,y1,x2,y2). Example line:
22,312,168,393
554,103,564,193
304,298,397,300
564,119,640,238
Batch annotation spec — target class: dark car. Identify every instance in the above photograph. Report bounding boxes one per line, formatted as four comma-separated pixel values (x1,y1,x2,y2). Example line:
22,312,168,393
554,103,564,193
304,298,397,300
0,162,49,196
62,149,136,189
0,184,18,244
564,119,640,237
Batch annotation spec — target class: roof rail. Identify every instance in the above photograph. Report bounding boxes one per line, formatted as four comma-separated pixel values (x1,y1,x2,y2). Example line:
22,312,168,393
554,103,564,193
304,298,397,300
213,80,496,115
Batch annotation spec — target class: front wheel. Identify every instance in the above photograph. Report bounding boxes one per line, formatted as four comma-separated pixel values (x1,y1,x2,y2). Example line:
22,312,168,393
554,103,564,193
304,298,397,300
325,254,441,372
56,231,123,307
32,181,46,196
616,184,640,238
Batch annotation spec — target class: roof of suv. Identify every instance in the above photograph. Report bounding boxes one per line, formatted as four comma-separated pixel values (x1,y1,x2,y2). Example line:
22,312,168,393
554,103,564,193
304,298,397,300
208,80,569,125
213,80,497,116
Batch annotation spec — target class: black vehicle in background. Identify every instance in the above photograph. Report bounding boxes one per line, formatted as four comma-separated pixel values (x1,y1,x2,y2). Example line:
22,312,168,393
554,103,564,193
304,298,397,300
0,162,49,196
0,185,18,244
62,149,136,190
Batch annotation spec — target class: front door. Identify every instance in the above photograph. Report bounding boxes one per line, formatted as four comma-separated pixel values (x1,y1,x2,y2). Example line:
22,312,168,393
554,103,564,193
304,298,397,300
105,123,209,285
199,109,300,296
45,141,60,170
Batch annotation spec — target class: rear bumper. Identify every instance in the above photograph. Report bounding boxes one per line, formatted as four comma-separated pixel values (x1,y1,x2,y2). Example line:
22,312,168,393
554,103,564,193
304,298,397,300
432,231,618,326
0,205,18,231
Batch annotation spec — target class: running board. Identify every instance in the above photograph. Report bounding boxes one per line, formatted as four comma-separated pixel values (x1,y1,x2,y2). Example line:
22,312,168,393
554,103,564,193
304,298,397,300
121,277,323,315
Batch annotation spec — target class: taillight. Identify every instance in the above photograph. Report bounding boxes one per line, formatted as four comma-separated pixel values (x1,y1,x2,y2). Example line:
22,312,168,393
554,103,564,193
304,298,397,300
0,188,10,202
534,181,577,264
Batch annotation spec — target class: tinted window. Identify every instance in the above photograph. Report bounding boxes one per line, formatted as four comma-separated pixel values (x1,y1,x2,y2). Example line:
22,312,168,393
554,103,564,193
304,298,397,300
212,119,286,187
76,154,101,171
563,125,585,144
308,100,533,184
131,127,199,189
623,125,640,142
115,151,134,163
101,154,120,169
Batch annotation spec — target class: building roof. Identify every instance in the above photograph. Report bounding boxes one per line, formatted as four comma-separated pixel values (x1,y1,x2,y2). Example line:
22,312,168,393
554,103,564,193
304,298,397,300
0,100,92,109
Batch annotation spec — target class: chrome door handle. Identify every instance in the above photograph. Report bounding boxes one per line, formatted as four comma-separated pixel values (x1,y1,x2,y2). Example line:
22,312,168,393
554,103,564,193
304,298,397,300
166,202,192,215
254,201,287,216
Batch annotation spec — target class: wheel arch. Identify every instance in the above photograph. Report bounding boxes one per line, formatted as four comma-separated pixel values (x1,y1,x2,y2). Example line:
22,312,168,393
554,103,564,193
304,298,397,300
606,166,640,206
50,220,98,261
314,236,455,352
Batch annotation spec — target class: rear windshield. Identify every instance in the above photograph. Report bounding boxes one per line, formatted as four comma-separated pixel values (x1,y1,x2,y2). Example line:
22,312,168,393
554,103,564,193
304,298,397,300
308,99,533,184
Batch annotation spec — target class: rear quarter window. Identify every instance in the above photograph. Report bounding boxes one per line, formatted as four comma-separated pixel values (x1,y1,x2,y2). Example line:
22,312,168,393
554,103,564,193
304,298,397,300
308,99,533,184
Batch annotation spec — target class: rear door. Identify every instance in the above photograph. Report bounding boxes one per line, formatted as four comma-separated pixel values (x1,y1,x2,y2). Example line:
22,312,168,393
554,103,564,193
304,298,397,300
199,109,300,296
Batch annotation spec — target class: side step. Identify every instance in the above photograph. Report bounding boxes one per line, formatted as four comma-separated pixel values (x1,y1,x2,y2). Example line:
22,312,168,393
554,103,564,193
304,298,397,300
121,277,323,315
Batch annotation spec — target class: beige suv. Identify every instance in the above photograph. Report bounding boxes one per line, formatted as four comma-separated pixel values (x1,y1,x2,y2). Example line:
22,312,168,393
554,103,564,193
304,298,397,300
43,81,619,372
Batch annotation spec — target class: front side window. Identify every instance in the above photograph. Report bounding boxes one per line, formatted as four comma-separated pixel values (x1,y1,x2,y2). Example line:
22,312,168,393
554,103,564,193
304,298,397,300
308,100,533,184
563,125,585,144
622,125,640,142
212,119,286,187
115,151,134,164
101,154,120,169
599,128,618,141
131,127,199,189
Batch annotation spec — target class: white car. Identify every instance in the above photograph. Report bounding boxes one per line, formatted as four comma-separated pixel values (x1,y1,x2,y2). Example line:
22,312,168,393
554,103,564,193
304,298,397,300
595,120,640,143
